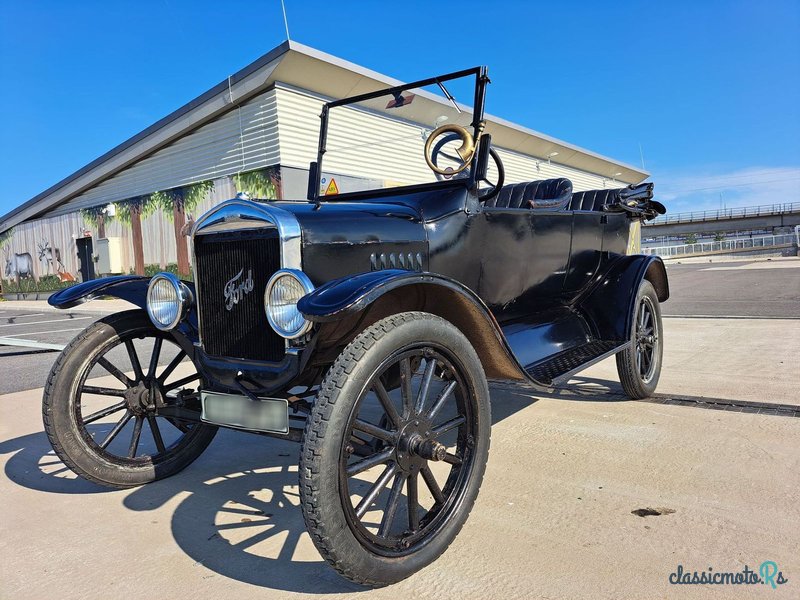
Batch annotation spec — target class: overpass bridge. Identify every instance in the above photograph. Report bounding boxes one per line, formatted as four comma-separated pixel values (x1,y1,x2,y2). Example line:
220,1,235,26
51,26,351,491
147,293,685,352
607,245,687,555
643,202,800,237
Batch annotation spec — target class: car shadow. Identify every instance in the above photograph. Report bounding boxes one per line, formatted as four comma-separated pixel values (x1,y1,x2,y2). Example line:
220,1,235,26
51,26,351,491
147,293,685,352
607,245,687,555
123,427,366,594
548,376,630,402
490,375,630,410
1,380,630,593
0,430,114,494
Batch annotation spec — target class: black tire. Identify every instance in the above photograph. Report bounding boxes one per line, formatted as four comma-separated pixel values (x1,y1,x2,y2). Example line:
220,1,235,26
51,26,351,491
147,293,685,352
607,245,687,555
616,280,663,399
42,310,217,489
299,312,491,586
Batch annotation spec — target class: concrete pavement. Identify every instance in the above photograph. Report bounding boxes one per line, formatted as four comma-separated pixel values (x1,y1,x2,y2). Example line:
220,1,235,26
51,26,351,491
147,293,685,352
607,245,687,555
1,314,798,599
578,317,799,406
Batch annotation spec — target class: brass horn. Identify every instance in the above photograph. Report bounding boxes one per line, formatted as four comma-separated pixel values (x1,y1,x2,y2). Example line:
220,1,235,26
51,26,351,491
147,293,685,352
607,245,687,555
424,124,477,175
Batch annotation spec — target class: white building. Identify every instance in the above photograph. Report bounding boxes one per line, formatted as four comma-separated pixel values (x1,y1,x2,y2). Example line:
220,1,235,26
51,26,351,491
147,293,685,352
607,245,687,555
0,41,647,289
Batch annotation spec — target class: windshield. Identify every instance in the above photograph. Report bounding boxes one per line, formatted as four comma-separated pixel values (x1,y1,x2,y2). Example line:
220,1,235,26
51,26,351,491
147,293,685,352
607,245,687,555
313,68,485,199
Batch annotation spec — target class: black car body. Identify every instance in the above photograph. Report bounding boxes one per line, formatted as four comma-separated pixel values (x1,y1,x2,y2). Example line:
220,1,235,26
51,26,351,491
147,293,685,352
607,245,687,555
50,172,667,393
45,66,668,586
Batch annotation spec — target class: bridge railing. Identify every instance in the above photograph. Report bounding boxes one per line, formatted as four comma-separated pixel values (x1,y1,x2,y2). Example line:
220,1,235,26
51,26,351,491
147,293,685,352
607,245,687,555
646,201,800,225
643,233,796,258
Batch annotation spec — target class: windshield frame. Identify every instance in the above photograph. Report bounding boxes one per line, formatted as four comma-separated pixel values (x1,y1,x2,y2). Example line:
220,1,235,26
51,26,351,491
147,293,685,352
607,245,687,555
309,66,489,202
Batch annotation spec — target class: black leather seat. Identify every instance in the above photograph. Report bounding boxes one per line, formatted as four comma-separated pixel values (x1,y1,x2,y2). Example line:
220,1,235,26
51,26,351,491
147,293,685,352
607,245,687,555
568,188,620,212
486,178,573,210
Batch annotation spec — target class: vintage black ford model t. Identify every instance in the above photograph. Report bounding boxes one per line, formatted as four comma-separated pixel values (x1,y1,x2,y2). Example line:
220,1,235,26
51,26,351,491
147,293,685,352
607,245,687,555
44,67,667,585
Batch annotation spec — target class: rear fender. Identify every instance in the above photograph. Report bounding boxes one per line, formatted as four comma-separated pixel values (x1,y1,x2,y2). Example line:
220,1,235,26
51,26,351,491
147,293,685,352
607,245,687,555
578,255,669,341
299,270,529,381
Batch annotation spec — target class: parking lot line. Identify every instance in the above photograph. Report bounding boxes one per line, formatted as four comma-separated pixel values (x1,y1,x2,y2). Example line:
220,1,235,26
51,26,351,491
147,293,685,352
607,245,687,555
2,327,86,338
0,316,93,328
0,312,45,318
0,337,65,351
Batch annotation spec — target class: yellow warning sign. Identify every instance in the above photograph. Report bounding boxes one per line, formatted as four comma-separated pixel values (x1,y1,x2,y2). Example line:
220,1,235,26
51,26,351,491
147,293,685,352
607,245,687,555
324,178,339,196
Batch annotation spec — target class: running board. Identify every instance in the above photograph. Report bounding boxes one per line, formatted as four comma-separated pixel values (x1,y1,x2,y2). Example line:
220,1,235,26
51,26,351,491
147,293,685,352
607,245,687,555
525,340,628,386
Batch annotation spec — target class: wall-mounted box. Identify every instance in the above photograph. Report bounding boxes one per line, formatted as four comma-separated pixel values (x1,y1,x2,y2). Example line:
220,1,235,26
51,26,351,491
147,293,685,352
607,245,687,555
96,237,124,275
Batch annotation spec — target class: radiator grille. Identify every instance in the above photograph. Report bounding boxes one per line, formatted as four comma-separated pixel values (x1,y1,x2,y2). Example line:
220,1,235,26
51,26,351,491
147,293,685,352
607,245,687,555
194,229,284,362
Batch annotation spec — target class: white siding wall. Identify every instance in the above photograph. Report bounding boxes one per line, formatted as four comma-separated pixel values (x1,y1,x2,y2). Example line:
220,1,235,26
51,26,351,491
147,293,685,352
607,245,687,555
44,83,625,218
53,89,281,216
275,86,624,193
276,86,433,186
5,82,629,284
108,176,236,271
494,147,625,192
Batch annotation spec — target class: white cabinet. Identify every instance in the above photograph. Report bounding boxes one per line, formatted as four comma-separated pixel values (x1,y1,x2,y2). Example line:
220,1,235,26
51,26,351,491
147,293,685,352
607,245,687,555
96,237,124,275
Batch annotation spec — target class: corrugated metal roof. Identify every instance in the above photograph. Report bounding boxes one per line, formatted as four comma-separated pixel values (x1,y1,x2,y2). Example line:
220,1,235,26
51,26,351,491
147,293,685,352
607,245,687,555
0,40,648,234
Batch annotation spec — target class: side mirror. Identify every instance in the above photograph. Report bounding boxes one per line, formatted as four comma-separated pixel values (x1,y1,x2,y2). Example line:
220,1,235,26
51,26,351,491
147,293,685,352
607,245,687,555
307,161,319,201
474,134,493,182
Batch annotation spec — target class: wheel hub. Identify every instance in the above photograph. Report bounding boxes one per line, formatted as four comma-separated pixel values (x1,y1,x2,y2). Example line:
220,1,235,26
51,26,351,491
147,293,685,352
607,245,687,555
407,434,447,461
125,381,162,415
394,418,445,471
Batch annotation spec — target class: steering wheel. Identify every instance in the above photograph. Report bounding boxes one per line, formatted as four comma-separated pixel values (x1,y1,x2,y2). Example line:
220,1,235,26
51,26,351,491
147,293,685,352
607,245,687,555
427,130,505,201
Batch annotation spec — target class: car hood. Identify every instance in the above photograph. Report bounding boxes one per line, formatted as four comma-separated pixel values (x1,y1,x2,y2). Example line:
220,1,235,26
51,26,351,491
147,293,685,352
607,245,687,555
269,200,425,247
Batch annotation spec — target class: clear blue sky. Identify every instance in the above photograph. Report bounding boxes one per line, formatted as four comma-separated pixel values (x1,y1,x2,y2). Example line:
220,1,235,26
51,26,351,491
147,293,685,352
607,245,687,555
1,0,798,216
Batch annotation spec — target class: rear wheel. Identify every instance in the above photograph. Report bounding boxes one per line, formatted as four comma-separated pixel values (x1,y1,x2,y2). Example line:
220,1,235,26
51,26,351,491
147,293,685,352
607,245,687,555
42,310,217,489
299,312,491,586
616,280,663,398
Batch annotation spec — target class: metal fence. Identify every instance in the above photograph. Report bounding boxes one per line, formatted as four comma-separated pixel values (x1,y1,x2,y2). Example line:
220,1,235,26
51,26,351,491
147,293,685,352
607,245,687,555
647,202,800,225
643,233,796,258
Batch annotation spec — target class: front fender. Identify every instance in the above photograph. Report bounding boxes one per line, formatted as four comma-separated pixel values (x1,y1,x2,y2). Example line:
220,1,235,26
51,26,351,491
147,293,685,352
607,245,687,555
48,276,153,309
48,275,200,331
49,275,201,355
299,270,452,322
299,270,530,383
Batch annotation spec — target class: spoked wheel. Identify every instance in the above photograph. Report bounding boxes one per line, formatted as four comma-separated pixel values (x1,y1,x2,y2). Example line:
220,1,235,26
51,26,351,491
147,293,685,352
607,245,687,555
616,280,663,399
634,296,658,381
300,312,490,586
43,310,217,489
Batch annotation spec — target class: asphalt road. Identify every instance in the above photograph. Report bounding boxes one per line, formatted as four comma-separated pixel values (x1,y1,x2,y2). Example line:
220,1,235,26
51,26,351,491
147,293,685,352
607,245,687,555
0,305,170,395
663,259,800,318
0,309,106,394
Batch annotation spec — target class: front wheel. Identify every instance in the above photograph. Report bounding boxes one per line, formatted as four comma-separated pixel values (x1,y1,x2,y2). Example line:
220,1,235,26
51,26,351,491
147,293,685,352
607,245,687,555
42,310,217,489
616,280,663,398
299,312,491,586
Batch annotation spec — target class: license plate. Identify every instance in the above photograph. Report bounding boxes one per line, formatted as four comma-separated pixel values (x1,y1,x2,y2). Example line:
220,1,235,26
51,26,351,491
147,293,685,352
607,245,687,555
201,392,289,434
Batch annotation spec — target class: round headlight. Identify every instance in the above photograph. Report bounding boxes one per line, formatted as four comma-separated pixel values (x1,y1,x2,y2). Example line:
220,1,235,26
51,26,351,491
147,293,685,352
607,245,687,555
265,269,314,339
147,273,191,331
